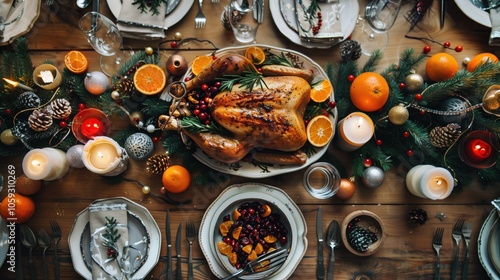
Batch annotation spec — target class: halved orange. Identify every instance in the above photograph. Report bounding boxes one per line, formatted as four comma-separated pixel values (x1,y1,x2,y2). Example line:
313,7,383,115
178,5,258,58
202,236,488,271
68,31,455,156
134,64,167,95
310,80,333,103
307,115,334,147
191,55,213,76
64,50,88,74
245,46,266,65
219,220,234,236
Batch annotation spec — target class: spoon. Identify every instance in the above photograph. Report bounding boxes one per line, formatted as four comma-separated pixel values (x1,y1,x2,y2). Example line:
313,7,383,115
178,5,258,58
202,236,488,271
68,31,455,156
37,229,51,280
20,224,38,280
325,220,340,280
76,0,91,8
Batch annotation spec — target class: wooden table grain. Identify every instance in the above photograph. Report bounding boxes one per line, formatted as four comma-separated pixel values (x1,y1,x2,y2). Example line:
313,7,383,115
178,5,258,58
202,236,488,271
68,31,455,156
1,0,499,279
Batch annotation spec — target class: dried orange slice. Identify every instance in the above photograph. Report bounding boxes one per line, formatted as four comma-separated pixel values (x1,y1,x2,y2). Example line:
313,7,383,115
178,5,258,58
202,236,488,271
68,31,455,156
307,115,334,147
64,50,88,74
310,79,333,103
245,46,266,65
191,55,213,76
217,241,233,255
219,220,234,236
133,64,167,95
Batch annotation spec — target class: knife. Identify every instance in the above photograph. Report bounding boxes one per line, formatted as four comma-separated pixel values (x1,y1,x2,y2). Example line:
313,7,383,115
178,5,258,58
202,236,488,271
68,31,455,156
166,210,173,280
317,206,325,280
175,223,182,280
439,0,445,29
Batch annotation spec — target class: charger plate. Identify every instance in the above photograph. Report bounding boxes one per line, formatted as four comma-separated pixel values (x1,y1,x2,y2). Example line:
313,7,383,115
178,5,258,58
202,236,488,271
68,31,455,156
0,0,41,46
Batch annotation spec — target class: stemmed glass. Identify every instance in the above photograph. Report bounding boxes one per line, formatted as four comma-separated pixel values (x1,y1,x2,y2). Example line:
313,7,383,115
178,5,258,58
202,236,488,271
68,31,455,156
79,12,128,76
351,0,402,56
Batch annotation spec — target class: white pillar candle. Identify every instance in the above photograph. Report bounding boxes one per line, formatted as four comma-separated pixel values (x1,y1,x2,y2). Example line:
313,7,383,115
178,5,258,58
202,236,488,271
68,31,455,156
336,112,375,151
22,148,69,181
82,136,128,176
405,165,434,198
420,167,454,200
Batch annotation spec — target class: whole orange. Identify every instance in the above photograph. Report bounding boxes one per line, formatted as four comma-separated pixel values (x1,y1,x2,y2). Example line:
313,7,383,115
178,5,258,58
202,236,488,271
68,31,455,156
466,53,498,72
350,72,390,112
0,193,35,224
161,165,191,193
425,52,459,82
16,174,42,195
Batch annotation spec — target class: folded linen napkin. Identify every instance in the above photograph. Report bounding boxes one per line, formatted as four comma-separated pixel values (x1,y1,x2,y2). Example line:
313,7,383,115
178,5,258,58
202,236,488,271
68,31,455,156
295,0,343,43
116,0,166,39
89,202,129,280
0,0,13,22
488,2,500,46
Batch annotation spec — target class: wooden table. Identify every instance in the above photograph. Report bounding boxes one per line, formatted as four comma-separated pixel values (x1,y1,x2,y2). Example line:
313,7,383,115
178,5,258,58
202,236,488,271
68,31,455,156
1,0,500,279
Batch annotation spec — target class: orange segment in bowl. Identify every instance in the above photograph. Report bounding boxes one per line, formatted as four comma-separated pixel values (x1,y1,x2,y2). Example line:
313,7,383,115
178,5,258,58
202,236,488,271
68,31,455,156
217,241,233,256
219,220,234,236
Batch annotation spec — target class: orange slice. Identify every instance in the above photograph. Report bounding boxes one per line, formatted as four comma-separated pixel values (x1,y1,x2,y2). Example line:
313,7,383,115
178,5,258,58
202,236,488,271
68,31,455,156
307,115,334,147
310,80,333,103
219,220,234,236
254,242,264,255
247,250,258,261
133,64,167,95
242,244,253,254
232,209,241,220
232,226,243,240
217,241,233,255
259,204,272,218
228,252,238,265
191,55,213,76
64,50,88,74
245,46,266,65
263,235,277,243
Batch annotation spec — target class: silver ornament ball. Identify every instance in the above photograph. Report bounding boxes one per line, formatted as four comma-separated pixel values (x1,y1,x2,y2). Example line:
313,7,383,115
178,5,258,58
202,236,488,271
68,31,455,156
66,144,86,168
124,133,154,160
84,71,109,95
405,73,424,92
362,166,385,188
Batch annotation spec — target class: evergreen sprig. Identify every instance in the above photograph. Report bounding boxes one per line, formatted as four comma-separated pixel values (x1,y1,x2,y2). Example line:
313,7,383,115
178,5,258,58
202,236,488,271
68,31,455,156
217,65,268,93
263,52,295,68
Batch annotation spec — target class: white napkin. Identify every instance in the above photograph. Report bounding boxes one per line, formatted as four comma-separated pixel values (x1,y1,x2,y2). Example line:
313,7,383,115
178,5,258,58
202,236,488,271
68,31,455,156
295,0,343,43
89,202,129,280
488,3,500,47
116,0,166,39
0,0,13,21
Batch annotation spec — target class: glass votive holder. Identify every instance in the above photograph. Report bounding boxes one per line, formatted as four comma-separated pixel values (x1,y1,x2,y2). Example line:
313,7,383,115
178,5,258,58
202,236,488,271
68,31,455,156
303,162,341,199
458,130,499,169
71,108,111,144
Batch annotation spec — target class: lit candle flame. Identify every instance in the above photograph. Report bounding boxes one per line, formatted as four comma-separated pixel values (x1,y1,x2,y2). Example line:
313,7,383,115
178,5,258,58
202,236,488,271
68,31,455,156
98,151,104,159
3,78,35,91
31,160,41,167
435,179,442,186
357,117,364,128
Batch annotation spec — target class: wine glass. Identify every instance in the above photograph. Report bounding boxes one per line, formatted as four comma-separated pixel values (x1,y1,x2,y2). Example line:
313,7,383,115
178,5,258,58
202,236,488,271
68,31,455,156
79,12,128,76
351,0,402,56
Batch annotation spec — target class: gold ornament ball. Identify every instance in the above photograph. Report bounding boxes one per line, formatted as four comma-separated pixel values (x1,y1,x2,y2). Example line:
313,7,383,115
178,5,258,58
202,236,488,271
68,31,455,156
0,129,19,145
142,186,151,194
405,73,424,92
483,91,500,111
173,32,182,40
388,104,409,125
145,47,154,55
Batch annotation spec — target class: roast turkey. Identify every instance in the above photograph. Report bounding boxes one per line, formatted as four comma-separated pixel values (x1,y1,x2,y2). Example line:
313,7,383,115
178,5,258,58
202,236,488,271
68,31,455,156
159,76,311,164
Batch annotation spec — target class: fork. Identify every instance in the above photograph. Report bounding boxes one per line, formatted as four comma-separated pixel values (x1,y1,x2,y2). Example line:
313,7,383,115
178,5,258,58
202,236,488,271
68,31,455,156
432,227,444,280
451,219,464,279
186,221,197,280
50,221,62,280
211,0,220,3
221,247,289,280
44,0,54,5
461,222,473,279
195,0,206,28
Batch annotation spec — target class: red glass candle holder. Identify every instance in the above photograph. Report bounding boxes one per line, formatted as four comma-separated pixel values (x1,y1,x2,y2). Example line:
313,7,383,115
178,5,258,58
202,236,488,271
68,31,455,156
458,130,499,169
71,108,111,143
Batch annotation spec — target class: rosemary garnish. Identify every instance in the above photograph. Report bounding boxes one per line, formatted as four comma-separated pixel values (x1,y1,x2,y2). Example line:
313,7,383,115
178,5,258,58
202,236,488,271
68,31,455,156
132,0,168,16
262,52,295,68
102,217,121,260
217,65,268,93
181,116,228,136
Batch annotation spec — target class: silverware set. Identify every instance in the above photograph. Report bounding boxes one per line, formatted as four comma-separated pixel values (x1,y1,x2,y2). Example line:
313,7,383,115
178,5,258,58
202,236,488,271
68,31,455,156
164,216,197,280
316,206,340,280
18,221,61,280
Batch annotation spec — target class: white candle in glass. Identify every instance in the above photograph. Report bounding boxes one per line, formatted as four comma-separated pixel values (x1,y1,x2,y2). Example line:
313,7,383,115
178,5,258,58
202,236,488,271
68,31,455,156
336,112,375,151
82,136,128,176
419,167,454,200
405,165,434,198
22,148,69,181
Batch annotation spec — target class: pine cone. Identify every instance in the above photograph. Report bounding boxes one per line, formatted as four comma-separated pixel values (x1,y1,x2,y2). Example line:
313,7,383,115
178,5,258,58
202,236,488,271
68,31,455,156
347,225,378,252
408,208,428,225
113,77,136,97
146,153,171,174
49,98,72,119
429,123,462,148
18,91,41,108
28,108,53,131
340,40,362,61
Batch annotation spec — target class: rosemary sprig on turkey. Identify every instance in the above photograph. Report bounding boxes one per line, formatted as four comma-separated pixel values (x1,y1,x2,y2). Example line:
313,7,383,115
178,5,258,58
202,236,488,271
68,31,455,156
217,65,268,93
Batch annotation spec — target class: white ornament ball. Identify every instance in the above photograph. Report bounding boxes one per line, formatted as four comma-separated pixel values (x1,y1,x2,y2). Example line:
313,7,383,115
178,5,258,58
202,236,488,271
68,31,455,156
362,166,385,188
124,133,154,160
0,129,19,145
146,124,156,133
84,71,109,95
66,144,86,168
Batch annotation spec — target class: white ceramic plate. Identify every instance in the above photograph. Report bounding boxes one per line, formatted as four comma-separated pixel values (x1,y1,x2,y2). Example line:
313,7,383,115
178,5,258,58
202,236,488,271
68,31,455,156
183,44,337,178
199,183,308,279
0,0,41,46
0,218,8,267
106,0,194,29
68,197,161,280
270,0,359,48
454,0,492,28
488,215,500,273
478,209,500,279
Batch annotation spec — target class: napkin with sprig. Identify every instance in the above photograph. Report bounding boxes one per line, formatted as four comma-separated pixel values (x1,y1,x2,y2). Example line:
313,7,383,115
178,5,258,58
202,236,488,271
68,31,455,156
0,0,13,22
294,0,343,43
116,0,166,39
89,202,129,280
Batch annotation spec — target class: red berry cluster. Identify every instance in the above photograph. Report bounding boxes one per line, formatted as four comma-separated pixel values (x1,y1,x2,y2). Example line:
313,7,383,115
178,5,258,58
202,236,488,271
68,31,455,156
107,247,117,258
312,12,322,35
189,81,222,125
422,42,463,54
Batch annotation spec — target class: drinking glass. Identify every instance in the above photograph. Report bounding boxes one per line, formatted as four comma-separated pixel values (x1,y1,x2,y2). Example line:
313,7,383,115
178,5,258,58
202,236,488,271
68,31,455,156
351,0,402,56
79,12,127,76
227,0,260,44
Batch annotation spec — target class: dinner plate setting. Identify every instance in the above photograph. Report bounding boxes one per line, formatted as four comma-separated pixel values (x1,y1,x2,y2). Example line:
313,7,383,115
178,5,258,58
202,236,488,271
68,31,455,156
478,209,500,279
0,0,41,46
199,183,308,279
454,0,492,27
68,197,161,280
270,0,359,48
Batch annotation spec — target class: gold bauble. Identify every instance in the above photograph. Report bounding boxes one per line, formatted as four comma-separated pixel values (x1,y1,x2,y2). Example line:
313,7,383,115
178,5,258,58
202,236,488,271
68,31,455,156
142,185,151,194
130,111,145,124
388,104,409,125
0,129,19,145
483,91,500,111
404,73,424,92
145,47,154,55
173,32,183,40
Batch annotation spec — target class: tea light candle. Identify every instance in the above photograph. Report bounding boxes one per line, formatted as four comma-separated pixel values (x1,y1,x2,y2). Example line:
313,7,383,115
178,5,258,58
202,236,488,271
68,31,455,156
336,112,375,151
465,138,492,162
82,136,129,176
33,64,62,90
419,167,454,200
81,117,105,139
22,148,70,181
